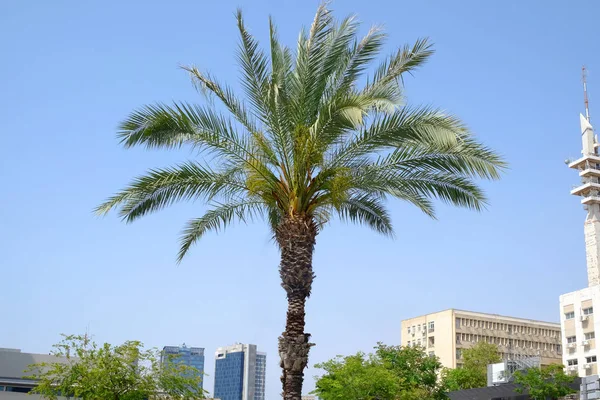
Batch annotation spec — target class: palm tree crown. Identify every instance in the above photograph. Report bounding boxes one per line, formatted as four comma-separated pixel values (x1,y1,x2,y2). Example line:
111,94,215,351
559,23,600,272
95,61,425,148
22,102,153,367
97,6,504,260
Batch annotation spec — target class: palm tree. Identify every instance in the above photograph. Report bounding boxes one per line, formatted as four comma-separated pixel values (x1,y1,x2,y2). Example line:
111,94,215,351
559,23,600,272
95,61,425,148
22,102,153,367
97,4,505,399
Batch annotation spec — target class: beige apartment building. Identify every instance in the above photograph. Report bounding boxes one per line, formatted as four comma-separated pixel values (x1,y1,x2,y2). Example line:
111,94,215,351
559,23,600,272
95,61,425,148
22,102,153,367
401,309,563,369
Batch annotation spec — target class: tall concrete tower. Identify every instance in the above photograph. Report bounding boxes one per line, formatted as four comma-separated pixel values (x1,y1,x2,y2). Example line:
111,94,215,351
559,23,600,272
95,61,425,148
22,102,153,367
568,115,600,287
560,72,600,380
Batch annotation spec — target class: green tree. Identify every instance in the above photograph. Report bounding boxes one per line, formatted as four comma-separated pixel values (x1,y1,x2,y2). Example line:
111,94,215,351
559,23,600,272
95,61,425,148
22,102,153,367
513,364,575,400
314,353,400,400
462,341,501,373
26,334,206,400
375,344,446,400
96,4,505,399
314,344,446,400
441,367,484,392
441,342,501,391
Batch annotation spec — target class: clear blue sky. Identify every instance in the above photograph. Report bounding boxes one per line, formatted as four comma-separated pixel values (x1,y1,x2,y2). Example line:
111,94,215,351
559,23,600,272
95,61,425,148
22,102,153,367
1,0,599,398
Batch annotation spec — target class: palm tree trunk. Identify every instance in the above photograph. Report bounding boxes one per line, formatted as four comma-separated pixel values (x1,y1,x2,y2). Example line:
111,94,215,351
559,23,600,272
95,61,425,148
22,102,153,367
276,214,317,400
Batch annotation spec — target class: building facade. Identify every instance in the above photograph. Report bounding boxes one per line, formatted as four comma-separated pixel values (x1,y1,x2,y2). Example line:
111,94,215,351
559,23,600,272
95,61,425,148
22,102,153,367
213,344,266,400
0,348,70,399
160,344,205,390
401,309,562,369
561,112,600,379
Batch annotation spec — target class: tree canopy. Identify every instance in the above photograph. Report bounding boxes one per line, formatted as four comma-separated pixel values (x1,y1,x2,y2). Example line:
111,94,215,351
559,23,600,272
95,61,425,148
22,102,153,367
441,341,501,391
96,4,506,263
513,364,575,400
26,334,206,400
313,343,446,400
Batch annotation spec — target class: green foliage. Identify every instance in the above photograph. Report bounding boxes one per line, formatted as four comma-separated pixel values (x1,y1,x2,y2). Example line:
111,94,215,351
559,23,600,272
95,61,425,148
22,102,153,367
441,367,485,392
26,334,206,400
462,341,501,373
96,3,506,261
513,364,575,400
313,353,400,400
313,343,446,400
440,341,501,391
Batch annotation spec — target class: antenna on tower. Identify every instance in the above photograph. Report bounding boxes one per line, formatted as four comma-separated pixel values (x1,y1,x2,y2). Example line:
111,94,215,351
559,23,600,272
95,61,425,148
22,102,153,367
583,66,591,122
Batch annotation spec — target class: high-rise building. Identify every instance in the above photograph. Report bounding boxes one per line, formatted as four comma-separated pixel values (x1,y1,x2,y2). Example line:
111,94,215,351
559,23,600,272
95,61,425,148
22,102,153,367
213,344,266,400
560,100,600,377
401,309,562,369
160,344,205,390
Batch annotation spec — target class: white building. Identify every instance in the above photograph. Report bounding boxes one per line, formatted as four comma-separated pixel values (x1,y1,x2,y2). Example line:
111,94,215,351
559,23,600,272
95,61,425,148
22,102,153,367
560,112,600,377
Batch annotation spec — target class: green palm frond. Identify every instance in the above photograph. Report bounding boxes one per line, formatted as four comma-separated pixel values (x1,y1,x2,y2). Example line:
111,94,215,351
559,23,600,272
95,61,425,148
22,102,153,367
235,9,273,128
182,66,259,136
95,163,247,222
336,193,394,236
328,106,483,167
365,37,434,96
177,200,265,262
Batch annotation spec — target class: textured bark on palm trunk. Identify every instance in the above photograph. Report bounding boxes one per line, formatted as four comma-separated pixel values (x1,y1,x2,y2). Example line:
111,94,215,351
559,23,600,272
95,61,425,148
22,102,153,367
276,214,317,400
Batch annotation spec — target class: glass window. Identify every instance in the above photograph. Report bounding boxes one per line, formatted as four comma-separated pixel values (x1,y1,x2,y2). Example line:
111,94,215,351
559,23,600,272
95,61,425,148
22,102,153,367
407,340,411,346
565,312,575,320
586,332,596,340
567,336,577,343
428,321,435,332
455,318,461,328
407,327,411,334
584,307,594,315
587,356,597,363
567,359,578,366
428,351,435,357
456,349,461,359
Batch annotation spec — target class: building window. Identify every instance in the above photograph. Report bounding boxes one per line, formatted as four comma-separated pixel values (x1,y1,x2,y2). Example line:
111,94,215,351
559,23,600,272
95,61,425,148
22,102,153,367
568,359,578,366
584,307,594,315
557,345,562,353
567,336,577,343
428,321,435,332
456,349,461,359
417,339,422,347
428,351,435,357
456,318,460,328
586,356,597,363
417,325,421,331
429,337,435,347
407,341,411,347
586,332,596,340
565,312,575,320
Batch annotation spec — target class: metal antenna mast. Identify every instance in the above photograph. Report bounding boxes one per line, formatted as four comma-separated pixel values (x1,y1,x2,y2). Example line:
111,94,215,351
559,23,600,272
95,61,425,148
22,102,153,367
583,66,591,122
